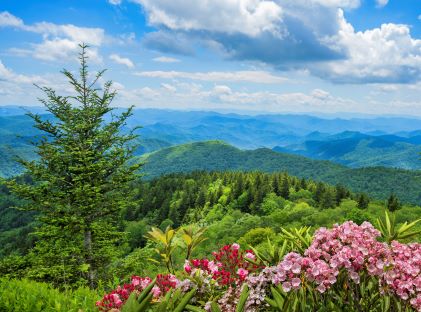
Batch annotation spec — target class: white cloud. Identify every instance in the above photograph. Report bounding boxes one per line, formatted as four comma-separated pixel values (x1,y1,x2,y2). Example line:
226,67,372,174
109,54,134,68
133,0,284,37
152,56,180,63
312,0,360,8
116,81,358,113
161,83,176,92
418,14,421,21
0,60,47,84
0,11,104,62
375,0,389,8
316,11,421,83
0,11,24,27
108,0,122,5
134,70,288,83
135,1,421,84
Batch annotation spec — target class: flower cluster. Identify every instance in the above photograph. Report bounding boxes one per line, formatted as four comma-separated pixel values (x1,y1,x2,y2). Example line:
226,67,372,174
186,243,258,285
245,221,421,311
97,222,421,312
382,241,421,310
96,276,152,311
274,221,391,293
96,274,179,311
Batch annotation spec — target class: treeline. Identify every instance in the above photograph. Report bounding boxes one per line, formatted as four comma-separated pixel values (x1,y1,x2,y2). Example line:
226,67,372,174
126,171,371,227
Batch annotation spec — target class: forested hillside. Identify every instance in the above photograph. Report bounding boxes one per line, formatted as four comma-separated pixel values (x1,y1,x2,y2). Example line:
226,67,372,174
142,141,421,204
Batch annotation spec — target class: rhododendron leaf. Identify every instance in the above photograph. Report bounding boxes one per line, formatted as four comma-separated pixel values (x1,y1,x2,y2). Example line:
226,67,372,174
121,292,139,312
270,286,284,308
136,292,153,311
264,296,277,308
236,284,249,312
385,210,393,234
173,288,197,312
185,304,206,312
397,218,421,235
182,234,193,245
210,301,222,312
172,288,182,303
397,229,421,240
137,278,156,304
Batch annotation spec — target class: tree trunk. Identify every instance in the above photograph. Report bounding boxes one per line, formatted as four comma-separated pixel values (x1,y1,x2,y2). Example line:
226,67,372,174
84,229,95,288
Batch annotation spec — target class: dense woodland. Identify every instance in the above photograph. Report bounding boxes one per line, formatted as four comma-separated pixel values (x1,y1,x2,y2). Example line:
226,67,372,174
2,170,420,270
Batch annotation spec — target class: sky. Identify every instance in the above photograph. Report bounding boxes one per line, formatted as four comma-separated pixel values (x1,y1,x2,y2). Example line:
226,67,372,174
0,0,420,116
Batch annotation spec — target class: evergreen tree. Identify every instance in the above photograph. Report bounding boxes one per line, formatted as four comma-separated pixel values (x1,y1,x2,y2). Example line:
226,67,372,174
299,177,307,190
314,182,326,204
280,177,290,199
320,188,336,209
335,184,348,205
272,175,281,196
387,194,401,212
357,193,370,209
5,45,141,288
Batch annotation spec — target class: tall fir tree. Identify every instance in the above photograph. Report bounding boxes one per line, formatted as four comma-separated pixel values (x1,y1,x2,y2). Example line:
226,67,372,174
5,45,141,288
357,193,370,209
280,177,290,199
387,193,401,212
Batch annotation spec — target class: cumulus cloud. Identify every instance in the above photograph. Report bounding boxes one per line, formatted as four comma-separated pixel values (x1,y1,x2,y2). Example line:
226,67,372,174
116,80,358,114
375,0,388,8
161,83,176,92
0,11,104,62
312,0,360,8
315,11,421,83
133,0,284,37
0,60,47,84
109,54,134,68
139,1,345,64
153,56,180,63
134,70,288,83
135,1,421,84
143,31,195,55
0,11,24,27
108,0,122,5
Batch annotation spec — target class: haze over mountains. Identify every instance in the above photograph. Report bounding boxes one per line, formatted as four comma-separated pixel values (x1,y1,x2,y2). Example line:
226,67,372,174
1,106,421,178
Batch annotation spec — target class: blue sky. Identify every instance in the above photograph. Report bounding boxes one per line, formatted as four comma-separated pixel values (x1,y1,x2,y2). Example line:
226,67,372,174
0,0,420,116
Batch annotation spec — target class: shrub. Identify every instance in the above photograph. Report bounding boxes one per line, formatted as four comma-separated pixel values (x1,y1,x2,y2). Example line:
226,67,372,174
0,278,100,312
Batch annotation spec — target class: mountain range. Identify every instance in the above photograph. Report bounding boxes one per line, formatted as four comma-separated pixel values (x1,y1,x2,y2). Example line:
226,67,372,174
141,141,421,204
1,106,421,186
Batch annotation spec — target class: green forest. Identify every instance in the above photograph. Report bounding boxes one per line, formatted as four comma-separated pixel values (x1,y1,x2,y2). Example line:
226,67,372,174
1,45,421,312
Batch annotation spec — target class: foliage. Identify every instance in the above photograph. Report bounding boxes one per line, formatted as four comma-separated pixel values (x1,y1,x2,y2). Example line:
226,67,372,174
376,210,421,243
146,226,177,273
0,278,100,312
2,45,141,288
140,141,421,204
98,221,421,312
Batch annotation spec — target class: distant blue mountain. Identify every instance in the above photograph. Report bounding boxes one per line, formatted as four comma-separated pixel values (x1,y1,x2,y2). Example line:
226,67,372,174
273,131,421,169
2,106,421,177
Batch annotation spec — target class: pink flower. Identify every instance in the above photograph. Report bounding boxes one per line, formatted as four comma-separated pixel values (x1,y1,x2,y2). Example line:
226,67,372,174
131,276,140,286
151,286,161,298
184,260,192,274
208,261,220,274
237,268,249,281
232,243,240,251
245,252,256,260
282,282,292,292
291,277,301,288
317,284,326,293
